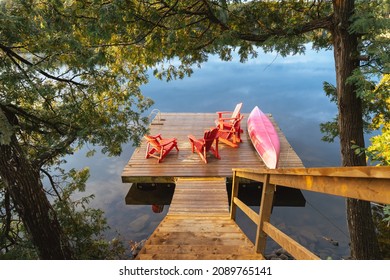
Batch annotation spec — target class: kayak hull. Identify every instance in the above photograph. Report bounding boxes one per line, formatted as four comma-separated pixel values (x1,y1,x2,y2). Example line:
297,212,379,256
247,106,280,169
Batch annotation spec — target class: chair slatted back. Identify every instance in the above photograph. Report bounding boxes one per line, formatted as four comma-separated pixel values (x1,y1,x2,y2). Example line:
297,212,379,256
144,135,161,149
233,114,244,130
231,102,243,120
224,115,243,137
203,127,219,151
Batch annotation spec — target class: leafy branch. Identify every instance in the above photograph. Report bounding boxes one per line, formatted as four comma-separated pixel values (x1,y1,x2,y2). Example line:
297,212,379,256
0,43,87,87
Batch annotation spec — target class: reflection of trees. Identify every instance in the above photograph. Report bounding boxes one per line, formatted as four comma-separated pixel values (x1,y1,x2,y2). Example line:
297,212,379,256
372,204,390,259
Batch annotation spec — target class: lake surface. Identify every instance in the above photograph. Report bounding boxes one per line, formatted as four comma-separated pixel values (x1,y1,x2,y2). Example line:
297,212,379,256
65,47,354,259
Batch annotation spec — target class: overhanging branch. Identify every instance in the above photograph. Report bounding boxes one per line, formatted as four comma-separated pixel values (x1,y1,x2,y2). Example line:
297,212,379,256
0,43,87,87
40,168,62,201
3,104,72,136
34,133,78,168
236,14,334,43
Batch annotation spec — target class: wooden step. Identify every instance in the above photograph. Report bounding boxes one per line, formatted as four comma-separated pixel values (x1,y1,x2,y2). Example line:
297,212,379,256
135,214,263,260
134,178,264,260
137,253,264,260
139,245,257,255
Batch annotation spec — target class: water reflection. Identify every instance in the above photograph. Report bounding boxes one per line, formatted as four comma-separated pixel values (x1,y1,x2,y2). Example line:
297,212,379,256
125,183,175,206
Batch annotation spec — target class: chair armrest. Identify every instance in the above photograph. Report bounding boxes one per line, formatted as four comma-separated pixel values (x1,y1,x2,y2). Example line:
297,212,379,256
216,111,233,118
148,133,162,139
159,137,177,146
218,117,237,121
188,135,204,145
188,135,199,142
217,127,233,133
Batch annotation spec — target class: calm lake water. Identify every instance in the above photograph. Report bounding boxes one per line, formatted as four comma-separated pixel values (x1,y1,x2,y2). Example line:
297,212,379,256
65,48,355,259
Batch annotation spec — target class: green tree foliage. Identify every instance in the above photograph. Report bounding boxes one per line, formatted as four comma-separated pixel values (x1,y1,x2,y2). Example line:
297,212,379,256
50,167,127,259
366,74,390,165
320,1,389,145
0,0,153,259
365,74,390,258
0,0,153,155
1,167,126,259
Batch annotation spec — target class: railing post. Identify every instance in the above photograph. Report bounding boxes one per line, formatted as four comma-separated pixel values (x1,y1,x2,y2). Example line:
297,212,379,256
255,174,275,254
230,170,240,221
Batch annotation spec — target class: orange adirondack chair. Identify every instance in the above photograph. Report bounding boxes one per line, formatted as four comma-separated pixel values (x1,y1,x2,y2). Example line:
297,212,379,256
188,127,221,164
218,114,244,148
215,102,243,130
144,134,179,163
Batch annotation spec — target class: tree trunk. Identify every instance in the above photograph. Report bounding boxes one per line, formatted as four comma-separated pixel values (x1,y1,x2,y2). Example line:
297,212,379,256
332,0,381,259
0,108,72,260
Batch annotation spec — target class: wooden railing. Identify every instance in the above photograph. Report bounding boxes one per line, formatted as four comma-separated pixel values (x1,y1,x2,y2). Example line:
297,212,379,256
230,166,390,260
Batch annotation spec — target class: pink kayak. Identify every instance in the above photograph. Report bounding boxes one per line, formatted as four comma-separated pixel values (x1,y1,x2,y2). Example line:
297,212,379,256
247,106,280,169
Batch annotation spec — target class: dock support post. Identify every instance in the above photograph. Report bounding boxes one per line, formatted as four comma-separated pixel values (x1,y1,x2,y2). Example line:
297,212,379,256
255,174,275,254
230,170,240,221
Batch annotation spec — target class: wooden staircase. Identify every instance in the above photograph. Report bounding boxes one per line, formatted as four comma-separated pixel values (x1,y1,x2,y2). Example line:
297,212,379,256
135,178,264,260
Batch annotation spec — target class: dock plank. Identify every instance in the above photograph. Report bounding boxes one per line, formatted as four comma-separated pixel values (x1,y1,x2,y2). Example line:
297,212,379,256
168,178,229,215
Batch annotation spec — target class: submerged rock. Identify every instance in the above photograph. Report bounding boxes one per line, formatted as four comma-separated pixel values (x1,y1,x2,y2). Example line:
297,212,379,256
265,248,294,260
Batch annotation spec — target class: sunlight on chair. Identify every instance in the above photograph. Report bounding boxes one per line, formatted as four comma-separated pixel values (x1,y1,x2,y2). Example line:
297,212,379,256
144,134,179,163
215,102,243,130
188,127,221,164
218,115,244,148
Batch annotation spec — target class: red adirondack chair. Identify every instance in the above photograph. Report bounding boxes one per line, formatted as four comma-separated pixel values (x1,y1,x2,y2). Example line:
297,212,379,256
188,127,221,164
144,134,179,163
218,114,244,148
215,102,243,130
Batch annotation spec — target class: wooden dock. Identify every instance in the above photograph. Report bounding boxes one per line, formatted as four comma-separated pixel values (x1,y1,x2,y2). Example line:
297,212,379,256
122,112,304,260
122,113,303,183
